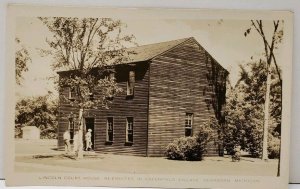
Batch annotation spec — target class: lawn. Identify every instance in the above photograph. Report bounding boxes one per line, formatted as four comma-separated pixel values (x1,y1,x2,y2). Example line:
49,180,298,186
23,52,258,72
14,139,279,176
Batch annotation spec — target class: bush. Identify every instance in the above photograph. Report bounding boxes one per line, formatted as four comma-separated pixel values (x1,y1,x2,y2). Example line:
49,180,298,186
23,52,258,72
165,123,215,161
41,129,57,139
166,136,204,161
15,125,22,138
268,134,280,159
165,142,184,160
165,117,220,161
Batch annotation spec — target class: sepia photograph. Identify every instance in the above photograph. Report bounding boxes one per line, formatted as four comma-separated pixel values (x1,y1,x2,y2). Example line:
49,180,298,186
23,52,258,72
5,5,293,189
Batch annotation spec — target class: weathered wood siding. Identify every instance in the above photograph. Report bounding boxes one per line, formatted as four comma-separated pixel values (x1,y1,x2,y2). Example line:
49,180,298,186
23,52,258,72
57,38,228,157
57,63,149,156
148,38,227,157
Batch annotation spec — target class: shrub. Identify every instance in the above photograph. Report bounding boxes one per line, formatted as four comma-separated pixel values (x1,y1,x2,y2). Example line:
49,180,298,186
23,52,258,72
166,136,204,161
165,142,184,160
15,125,22,138
182,137,203,161
268,134,280,159
165,116,221,161
165,121,215,161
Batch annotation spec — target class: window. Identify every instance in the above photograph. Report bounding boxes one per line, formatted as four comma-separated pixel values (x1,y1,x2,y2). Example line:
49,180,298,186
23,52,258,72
185,113,193,137
106,117,114,142
68,87,76,100
127,71,135,96
109,72,115,80
69,119,75,144
88,92,94,100
126,117,133,143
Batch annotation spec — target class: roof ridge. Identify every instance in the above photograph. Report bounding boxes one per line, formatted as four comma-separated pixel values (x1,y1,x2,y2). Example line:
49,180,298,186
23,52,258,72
149,37,194,60
124,37,194,63
126,37,192,50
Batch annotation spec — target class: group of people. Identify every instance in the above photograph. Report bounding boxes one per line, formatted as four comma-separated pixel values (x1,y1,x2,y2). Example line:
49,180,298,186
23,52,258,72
63,128,93,154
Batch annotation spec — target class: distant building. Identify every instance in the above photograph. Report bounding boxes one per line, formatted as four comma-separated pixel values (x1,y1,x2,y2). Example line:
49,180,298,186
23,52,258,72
22,126,40,140
57,37,228,157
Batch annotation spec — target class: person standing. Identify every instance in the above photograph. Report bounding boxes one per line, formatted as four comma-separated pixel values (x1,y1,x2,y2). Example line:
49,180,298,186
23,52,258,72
63,129,71,154
85,129,92,151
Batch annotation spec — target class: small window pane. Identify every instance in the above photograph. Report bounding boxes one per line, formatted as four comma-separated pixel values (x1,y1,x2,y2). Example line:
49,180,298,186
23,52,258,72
126,117,133,143
185,113,193,137
107,117,113,142
69,88,76,99
185,128,192,137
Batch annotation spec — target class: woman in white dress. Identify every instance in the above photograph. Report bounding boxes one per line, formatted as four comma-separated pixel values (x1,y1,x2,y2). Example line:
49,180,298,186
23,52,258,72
85,129,92,151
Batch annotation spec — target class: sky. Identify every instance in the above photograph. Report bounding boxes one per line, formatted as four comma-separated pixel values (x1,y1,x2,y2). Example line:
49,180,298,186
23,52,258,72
15,17,284,98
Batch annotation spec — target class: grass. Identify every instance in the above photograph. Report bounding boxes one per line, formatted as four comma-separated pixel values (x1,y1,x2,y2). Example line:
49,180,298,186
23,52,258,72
14,139,279,176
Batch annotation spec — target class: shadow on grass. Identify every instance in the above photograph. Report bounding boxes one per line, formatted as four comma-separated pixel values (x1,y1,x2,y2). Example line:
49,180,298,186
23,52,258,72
164,155,259,163
32,154,76,160
33,155,55,159
32,154,105,161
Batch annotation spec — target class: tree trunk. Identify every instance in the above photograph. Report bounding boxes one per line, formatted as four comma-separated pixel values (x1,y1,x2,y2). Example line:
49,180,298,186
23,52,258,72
77,108,84,159
262,65,271,161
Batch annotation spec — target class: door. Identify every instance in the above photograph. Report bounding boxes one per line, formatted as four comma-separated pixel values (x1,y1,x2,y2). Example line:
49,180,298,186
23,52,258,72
85,118,95,150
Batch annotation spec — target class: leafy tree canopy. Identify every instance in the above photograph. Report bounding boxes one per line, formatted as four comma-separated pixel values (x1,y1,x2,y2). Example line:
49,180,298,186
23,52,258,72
224,60,281,157
15,93,58,139
39,17,136,110
15,38,31,85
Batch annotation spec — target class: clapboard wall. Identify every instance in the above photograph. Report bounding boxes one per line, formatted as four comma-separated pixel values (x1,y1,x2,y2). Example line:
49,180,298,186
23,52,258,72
57,38,228,157
57,63,150,156
147,38,227,157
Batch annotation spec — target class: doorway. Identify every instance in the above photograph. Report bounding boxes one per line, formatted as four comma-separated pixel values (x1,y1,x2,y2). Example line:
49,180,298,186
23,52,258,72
85,118,95,150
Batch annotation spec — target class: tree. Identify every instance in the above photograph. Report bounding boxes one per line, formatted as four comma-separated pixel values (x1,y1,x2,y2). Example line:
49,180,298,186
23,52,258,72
244,20,283,161
15,38,31,85
224,60,281,158
15,93,58,139
39,17,136,158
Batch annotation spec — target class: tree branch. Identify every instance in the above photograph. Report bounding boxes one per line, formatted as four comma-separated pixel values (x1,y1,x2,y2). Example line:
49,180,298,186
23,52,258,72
80,18,99,70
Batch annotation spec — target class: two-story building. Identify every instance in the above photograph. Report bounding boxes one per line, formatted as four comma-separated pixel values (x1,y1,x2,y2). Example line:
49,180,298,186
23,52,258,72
57,37,228,157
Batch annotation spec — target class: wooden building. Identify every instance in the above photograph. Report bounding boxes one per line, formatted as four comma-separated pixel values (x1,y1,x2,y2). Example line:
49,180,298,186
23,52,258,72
57,37,228,157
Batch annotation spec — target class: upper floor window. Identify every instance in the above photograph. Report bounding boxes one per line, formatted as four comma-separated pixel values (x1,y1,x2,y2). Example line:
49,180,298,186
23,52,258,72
106,117,114,142
68,87,76,100
185,113,193,137
126,117,133,143
109,72,115,80
127,70,135,96
88,92,94,100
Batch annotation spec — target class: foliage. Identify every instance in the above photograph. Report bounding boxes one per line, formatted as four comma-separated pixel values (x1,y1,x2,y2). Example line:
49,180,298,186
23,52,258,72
39,17,136,110
166,137,197,161
268,133,280,159
15,126,22,138
15,94,58,139
224,60,281,158
244,20,283,162
15,38,31,85
244,20,283,82
166,118,218,161
196,116,222,154
232,146,241,162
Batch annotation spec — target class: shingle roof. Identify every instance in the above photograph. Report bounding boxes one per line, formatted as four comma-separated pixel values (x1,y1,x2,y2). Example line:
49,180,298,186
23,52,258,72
57,37,193,73
124,37,192,63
